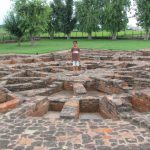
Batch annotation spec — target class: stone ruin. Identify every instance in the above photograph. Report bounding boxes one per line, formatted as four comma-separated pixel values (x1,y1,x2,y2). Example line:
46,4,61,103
0,49,150,149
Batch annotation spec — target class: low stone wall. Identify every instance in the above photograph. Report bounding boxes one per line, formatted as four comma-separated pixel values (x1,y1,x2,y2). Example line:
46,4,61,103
0,87,21,113
6,77,42,84
131,89,150,112
48,97,66,111
95,78,128,94
133,78,150,89
73,83,87,95
64,81,73,90
99,95,132,120
0,88,8,103
49,101,64,111
80,97,100,112
60,100,79,119
28,101,49,117
5,77,61,92
25,96,49,117
99,96,120,120
0,98,20,113
109,75,134,87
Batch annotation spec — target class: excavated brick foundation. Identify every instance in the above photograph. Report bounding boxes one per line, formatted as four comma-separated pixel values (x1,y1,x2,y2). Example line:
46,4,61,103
1,49,150,149
0,49,150,120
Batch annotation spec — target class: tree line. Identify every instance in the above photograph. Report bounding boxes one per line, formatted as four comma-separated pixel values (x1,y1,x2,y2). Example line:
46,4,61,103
4,0,150,46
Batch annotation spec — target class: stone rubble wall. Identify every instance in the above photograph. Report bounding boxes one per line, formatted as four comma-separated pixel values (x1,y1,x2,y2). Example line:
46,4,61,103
131,89,150,112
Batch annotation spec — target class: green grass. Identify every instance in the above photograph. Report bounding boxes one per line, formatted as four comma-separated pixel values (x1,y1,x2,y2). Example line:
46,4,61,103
0,39,149,54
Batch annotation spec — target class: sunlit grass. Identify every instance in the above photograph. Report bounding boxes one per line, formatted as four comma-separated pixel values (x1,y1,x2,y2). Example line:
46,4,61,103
0,39,149,54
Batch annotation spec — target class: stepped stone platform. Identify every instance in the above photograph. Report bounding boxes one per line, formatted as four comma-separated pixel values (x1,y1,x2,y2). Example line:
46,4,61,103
0,49,150,149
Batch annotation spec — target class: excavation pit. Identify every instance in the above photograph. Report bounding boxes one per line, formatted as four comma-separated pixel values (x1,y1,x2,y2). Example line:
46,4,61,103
79,97,103,120
50,90,74,99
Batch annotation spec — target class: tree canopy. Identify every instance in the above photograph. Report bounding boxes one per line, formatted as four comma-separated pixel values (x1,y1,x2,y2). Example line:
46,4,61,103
4,11,26,46
12,0,50,45
135,0,150,40
75,0,101,39
62,0,76,39
5,0,149,43
101,0,130,40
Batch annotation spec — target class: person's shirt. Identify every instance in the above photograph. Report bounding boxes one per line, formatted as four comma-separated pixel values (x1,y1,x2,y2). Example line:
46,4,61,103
71,47,80,61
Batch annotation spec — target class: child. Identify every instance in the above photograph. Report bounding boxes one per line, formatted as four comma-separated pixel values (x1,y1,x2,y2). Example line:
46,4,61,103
71,41,80,74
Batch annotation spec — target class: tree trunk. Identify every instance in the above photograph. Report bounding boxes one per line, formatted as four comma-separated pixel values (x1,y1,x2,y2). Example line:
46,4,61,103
49,31,54,40
17,37,21,46
112,32,117,40
30,36,35,46
144,31,149,40
67,33,71,40
88,32,92,40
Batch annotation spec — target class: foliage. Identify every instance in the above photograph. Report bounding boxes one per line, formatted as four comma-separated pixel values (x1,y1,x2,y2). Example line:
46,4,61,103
4,11,26,46
12,0,50,45
75,0,101,39
101,0,130,39
135,0,150,40
61,0,76,39
50,0,64,34
49,0,76,39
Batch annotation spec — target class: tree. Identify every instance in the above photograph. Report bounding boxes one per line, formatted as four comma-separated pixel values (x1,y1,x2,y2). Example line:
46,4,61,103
13,0,50,45
49,0,65,36
49,0,76,39
101,0,130,40
4,11,26,46
75,0,100,39
135,0,150,40
62,0,76,39
47,4,54,39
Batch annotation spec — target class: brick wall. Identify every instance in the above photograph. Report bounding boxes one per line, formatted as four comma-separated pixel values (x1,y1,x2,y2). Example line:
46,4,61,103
131,89,150,112
95,78,126,94
49,101,64,111
64,81,73,90
80,97,99,112
99,96,120,120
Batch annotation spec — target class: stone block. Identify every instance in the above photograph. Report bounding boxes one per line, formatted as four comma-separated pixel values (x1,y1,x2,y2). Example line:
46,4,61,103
0,98,20,113
28,101,49,117
60,100,79,119
73,83,87,95
131,89,150,112
95,78,127,94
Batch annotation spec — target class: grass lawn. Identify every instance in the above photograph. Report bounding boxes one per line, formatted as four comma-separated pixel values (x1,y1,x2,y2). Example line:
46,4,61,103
0,39,149,54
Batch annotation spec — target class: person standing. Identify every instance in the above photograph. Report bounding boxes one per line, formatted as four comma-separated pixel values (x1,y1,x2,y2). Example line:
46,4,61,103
71,41,80,75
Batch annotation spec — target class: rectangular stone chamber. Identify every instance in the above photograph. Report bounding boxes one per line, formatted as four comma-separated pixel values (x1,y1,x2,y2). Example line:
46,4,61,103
18,79,133,120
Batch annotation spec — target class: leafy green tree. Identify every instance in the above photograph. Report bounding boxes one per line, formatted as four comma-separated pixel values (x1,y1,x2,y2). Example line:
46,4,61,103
75,0,100,39
62,0,76,39
47,5,54,39
102,0,130,40
49,0,76,39
13,0,50,45
4,11,26,46
50,0,64,35
135,0,150,40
